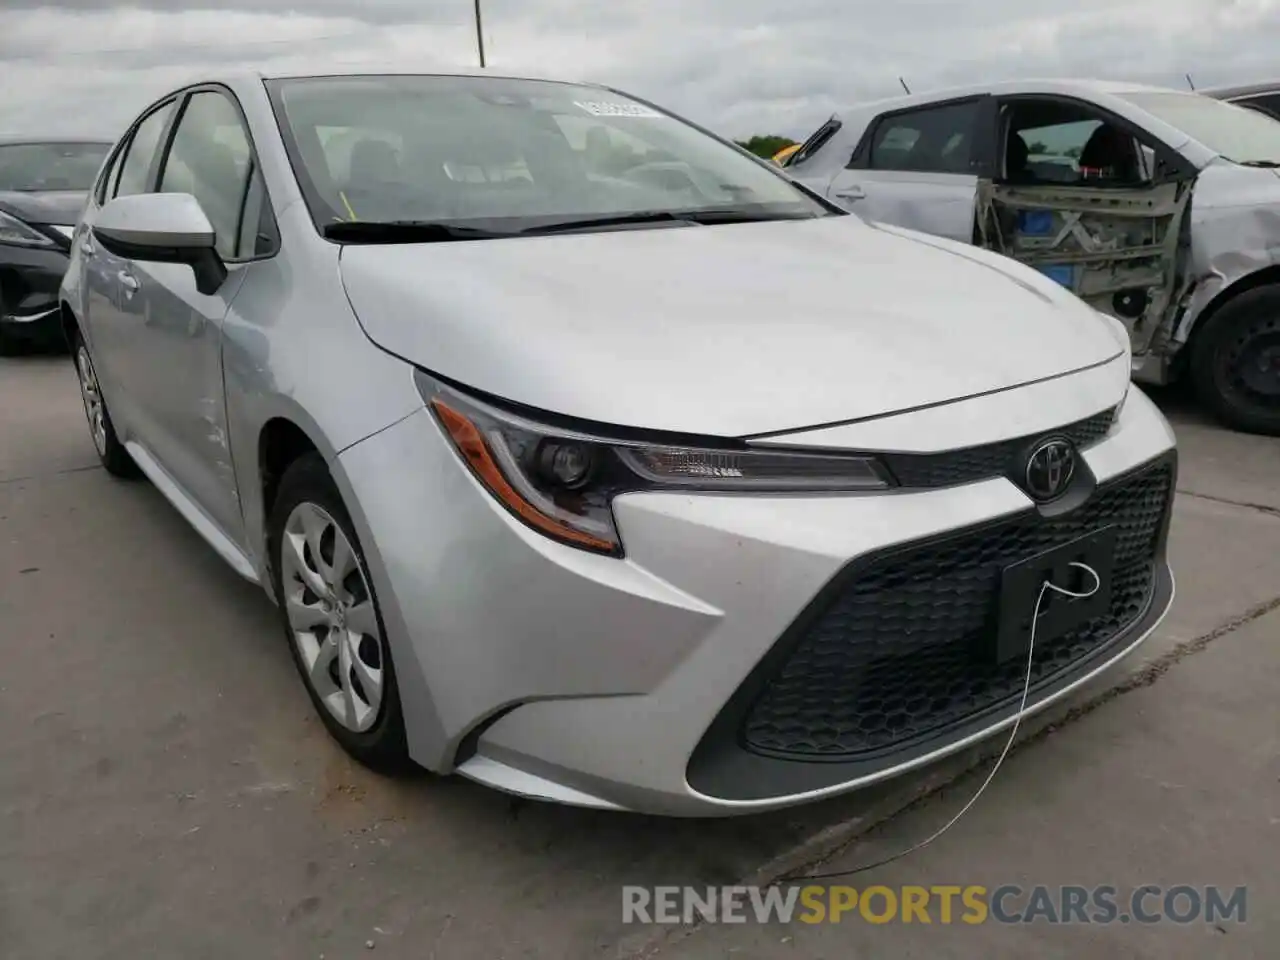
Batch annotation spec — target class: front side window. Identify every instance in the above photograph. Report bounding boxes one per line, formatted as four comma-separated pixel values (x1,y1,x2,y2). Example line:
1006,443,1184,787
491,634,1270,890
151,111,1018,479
0,141,110,192
159,91,256,259
115,101,177,198
1121,91,1280,166
1000,99,1156,186
869,101,981,174
267,74,831,233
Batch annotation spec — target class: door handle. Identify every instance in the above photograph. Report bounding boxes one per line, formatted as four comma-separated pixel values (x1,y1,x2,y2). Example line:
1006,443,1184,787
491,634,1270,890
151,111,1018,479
834,185,866,201
118,271,139,296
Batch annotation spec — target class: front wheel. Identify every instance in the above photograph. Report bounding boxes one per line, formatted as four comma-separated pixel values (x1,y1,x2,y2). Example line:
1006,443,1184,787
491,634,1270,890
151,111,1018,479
268,454,412,774
1190,286,1280,436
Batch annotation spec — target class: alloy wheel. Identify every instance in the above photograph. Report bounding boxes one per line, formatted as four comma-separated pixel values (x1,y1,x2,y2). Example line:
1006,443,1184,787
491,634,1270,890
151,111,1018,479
279,502,385,733
76,345,108,456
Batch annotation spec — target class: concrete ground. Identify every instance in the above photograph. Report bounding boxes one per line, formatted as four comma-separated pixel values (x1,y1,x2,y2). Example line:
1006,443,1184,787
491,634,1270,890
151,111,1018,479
1,350,1277,960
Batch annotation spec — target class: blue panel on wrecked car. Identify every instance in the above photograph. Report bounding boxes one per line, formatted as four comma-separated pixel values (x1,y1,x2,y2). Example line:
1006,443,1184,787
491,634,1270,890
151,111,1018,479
1017,209,1056,236
1036,264,1074,288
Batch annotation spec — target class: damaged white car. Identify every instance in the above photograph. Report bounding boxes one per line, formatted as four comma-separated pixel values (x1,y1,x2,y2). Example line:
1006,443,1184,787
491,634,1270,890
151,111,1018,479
785,80,1280,435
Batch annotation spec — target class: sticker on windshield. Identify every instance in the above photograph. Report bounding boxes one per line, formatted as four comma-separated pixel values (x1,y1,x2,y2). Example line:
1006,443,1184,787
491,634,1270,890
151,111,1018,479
573,100,662,118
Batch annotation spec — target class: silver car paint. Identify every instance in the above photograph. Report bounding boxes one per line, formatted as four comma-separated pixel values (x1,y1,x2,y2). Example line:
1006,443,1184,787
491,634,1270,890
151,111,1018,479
452,388,1176,814
788,78,1280,386
60,69,1177,814
339,215,1122,437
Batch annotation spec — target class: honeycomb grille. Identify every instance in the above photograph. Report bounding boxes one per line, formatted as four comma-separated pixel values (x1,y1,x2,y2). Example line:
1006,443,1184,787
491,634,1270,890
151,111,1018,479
740,460,1172,760
882,407,1116,489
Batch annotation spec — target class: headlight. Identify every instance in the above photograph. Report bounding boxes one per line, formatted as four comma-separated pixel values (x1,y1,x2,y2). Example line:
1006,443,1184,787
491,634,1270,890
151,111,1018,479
0,210,56,248
416,372,893,556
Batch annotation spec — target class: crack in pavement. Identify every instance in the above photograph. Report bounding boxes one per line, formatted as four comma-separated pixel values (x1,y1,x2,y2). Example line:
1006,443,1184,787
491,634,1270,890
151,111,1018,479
0,463,102,487
1176,487,1280,519
621,591,1280,959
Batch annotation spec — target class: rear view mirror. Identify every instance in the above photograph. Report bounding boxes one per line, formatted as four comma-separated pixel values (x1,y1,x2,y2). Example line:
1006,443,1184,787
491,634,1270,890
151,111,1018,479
93,192,227,295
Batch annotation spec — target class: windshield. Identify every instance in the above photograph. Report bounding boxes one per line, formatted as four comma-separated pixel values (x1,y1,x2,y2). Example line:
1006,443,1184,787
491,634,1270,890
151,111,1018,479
0,142,110,192
1122,92,1280,165
268,74,831,234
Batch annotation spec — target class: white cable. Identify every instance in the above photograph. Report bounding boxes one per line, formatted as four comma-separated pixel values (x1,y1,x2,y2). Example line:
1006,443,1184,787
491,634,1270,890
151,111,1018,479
787,560,1102,882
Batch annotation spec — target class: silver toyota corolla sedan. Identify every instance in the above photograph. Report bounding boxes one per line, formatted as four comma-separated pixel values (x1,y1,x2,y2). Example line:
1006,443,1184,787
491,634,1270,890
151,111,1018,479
60,68,1177,816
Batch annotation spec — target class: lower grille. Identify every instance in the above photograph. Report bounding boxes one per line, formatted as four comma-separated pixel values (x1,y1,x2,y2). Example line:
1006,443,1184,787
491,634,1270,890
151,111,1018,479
740,459,1173,761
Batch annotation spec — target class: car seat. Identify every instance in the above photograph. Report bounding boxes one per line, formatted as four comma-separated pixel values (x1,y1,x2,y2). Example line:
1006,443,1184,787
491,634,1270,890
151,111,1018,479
1078,124,1140,182
1005,132,1030,181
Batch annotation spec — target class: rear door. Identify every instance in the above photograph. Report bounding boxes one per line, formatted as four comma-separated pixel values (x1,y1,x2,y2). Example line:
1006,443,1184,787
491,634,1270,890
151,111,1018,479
971,95,1196,356
824,97,989,243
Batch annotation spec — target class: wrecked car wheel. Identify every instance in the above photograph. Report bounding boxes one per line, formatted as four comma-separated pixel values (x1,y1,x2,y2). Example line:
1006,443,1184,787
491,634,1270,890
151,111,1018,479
1191,286,1280,436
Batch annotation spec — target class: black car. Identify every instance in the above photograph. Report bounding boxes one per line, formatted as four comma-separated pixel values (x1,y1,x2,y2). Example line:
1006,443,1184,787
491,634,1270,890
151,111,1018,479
0,136,112,353
1201,80,1280,120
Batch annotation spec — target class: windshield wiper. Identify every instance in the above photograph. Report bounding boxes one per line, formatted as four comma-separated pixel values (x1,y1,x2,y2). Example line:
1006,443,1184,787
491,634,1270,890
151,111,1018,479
522,208,817,235
681,208,819,224
521,211,701,234
323,220,514,243
1236,159,1280,168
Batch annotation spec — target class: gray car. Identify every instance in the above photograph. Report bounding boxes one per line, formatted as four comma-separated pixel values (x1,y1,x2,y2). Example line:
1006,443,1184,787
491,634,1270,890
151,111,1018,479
1200,80,1280,120
59,68,1176,816
785,79,1280,435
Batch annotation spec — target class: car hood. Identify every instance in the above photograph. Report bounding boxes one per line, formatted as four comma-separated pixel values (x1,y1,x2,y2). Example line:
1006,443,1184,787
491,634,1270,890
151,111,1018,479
0,189,88,227
339,216,1123,437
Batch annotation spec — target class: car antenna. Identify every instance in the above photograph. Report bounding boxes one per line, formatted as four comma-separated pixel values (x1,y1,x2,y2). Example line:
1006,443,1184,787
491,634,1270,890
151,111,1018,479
1185,73,1196,91
899,76,911,94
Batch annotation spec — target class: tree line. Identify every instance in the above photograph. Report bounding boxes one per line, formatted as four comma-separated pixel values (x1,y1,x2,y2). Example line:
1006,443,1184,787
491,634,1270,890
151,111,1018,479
734,135,797,158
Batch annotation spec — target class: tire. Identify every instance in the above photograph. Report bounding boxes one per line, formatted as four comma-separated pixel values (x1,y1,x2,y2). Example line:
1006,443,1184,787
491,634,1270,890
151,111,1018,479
69,328,140,478
267,453,412,774
1190,286,1280,436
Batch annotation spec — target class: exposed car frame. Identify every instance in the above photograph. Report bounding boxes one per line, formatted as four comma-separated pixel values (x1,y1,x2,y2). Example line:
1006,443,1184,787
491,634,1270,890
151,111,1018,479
785,79,1280,435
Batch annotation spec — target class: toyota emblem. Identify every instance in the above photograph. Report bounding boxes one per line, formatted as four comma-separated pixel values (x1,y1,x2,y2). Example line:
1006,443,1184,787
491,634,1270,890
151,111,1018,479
1024,439,1076,501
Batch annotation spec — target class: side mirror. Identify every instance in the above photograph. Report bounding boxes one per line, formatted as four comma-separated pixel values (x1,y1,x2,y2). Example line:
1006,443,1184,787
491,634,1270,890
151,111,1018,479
93,192,228,296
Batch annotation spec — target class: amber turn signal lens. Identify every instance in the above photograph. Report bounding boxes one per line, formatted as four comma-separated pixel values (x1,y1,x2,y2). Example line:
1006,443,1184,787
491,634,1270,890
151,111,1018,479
431,398,617,552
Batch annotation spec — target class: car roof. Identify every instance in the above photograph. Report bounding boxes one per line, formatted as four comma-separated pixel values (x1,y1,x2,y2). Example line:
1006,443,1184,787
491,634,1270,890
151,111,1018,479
0,134,113,147
831,77,1184,118
1198,80,1280,100
212,63,596,87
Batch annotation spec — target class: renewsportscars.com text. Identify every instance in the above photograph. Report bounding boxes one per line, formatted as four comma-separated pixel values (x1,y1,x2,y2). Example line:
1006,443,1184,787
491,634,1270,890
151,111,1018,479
622,884,1248,926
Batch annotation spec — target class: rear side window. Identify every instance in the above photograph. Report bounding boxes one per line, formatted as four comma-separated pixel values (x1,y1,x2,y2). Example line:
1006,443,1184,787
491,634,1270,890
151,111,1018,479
869,100,981,174
114,101,177,198
789,117,842,169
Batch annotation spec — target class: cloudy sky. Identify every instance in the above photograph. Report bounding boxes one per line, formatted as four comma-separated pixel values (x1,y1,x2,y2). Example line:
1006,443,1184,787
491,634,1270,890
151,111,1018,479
2,0,1279,142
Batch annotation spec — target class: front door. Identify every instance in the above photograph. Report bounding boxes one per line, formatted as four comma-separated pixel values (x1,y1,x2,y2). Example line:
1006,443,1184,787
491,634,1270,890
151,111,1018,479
825,97,988,243
115,88,267,544
973,96,1195,356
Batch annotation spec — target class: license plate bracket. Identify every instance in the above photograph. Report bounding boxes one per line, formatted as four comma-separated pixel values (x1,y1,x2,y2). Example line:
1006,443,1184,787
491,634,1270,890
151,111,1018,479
992,526,1117,664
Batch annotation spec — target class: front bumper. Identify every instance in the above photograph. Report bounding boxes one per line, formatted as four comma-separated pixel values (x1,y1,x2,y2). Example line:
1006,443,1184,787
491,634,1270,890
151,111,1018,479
0,243,70,345
336,383,1177,816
